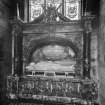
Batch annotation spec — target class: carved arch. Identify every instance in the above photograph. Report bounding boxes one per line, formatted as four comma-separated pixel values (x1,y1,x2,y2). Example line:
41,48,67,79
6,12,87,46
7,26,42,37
24,36,81,63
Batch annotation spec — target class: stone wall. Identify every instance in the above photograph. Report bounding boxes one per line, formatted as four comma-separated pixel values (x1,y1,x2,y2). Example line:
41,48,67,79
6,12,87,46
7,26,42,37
0,0,12,104
99,0,105,104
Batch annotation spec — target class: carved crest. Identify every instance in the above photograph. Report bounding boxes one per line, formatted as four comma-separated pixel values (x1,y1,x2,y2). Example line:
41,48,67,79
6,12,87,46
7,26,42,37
67,6,77,18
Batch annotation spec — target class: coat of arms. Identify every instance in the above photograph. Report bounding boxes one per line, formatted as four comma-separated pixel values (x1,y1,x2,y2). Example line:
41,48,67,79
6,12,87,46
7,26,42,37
67,5,77,18
65,0,80,20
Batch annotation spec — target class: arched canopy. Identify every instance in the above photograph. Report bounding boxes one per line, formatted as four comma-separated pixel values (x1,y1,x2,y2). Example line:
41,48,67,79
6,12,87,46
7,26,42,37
26,37,80,63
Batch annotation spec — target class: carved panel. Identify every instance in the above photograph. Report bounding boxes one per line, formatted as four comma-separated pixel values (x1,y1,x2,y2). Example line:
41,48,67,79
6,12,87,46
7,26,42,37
7,76,98,104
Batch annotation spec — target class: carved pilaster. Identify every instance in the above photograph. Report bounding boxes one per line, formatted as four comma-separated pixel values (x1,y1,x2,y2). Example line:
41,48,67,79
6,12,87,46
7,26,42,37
12,21,23,76
83,15,94,78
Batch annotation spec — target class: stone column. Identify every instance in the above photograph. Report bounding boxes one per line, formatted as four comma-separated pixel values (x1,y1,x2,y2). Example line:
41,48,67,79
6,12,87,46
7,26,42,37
99,0,105,104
